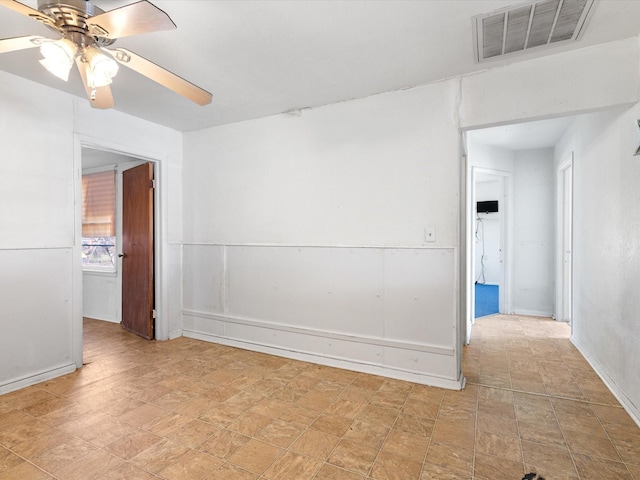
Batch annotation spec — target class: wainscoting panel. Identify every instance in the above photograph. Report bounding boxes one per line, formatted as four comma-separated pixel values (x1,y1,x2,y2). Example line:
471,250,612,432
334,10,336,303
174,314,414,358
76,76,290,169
182,244,461,388
0,248,76,394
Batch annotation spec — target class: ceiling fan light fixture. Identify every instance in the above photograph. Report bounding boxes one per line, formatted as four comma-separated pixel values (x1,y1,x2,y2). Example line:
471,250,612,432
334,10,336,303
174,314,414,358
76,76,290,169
39,38,77,81
83,46,119,87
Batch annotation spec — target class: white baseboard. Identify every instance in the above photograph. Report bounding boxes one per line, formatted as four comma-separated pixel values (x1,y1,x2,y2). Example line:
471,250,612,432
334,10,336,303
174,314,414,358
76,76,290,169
182,310,464,390
571,337,640,428
168,329,182,340
513,309,554,318
0,363,77,396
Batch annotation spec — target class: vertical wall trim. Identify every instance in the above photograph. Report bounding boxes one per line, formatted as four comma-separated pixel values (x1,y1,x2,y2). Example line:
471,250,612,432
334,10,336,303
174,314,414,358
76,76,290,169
72,134,84,369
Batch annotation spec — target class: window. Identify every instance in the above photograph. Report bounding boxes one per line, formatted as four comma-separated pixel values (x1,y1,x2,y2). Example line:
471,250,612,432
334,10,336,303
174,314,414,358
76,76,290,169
82,170,116,270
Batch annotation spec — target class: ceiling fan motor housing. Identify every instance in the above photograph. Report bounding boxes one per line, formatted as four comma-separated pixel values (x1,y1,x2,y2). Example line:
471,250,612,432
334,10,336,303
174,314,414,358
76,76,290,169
37,0,115,46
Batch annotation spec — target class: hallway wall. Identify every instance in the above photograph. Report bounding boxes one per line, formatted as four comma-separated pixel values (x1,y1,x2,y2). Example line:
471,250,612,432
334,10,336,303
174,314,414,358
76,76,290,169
555,105,640,425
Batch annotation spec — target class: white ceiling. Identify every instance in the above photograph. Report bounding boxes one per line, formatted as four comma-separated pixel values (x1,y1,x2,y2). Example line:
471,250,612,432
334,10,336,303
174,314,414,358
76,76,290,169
1,0,640,132
468,115,576,150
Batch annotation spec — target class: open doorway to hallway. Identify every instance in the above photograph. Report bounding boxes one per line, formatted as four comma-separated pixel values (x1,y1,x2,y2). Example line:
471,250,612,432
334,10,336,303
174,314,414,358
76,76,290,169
464,116,576,343
81,147,158,345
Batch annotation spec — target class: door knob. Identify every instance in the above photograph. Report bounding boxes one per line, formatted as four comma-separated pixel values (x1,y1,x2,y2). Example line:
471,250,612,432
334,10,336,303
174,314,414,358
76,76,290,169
118,253,126,258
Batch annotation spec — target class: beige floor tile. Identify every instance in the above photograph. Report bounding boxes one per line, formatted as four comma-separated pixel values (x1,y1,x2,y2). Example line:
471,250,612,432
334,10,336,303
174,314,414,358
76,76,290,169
95,462,155,480
370,450,422,480
327,439,378,476
0,416,54,449
432,421,475,452
402,397,440,420
207,462,260,480
197,428,250,459
255,418,306,448
128,438,190,474
473,452,525,480
601,422,640,465
30,435,97,473
228,438,284,475
10,427,70,460
626,462,640,479
421,461,472,479
310,413,353,437
119,403,171,430
0,460,53,480
343,418,389,449
573,452,634,480
476,410,518,437
424,442,474,477
55,449,124,480
475,430,522,463
263,451,323,479
314,463,366,479
158,449,222,480
0,447,23,472
164,418,219,448
393,412,434,437
290,428,341,460
104,429,162,460
277,405,319,426
381,429,429,462
521,440,578,479
562,426,621,461
356,404,399,429
517,419,566,448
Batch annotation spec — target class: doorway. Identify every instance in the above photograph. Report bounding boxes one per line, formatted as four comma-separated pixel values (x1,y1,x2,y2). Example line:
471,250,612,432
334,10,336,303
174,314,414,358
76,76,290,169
463,116,575,344
80,147,158,343
472,168,509,320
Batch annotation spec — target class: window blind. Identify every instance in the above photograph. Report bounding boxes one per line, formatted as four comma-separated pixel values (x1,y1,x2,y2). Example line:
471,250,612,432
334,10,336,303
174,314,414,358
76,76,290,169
82,170,116,237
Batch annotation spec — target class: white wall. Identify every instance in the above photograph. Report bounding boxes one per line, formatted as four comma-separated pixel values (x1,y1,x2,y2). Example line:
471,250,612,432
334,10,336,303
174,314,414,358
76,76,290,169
0,73,77,393
0,70,182,394
512,149,555,316
555,105,640,425
183,80,464,388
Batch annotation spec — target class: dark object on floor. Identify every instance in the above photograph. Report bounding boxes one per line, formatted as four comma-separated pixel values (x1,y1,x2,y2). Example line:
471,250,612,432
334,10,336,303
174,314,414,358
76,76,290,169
475,283,499,318
523,473,545,480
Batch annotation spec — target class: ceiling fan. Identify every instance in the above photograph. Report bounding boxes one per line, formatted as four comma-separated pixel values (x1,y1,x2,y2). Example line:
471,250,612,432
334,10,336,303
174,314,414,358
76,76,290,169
0,0,212,108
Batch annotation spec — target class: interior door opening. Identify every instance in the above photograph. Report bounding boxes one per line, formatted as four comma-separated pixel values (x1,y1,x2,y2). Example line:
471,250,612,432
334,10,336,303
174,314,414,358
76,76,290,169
80,147,157,344
463,116,576,347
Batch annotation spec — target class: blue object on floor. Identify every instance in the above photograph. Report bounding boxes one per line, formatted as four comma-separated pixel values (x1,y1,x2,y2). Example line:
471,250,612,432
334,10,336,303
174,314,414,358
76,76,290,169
475,283,499,318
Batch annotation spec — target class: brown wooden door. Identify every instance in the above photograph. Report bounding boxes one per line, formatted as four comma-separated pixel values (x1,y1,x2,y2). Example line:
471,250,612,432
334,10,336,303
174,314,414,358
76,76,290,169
121,162,154,339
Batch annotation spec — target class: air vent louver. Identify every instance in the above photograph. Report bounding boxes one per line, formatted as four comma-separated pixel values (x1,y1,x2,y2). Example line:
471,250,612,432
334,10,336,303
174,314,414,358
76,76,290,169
474,0,596,63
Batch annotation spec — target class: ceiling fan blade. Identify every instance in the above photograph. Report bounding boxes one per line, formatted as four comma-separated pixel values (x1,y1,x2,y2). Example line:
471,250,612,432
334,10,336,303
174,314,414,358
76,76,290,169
87,1,176,40
0,0,56,29
75,57,115,109
0,35,45,54
108,47,212,106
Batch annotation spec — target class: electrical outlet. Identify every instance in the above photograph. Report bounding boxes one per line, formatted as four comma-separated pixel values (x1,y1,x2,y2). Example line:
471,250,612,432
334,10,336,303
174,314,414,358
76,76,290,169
425,226,436,242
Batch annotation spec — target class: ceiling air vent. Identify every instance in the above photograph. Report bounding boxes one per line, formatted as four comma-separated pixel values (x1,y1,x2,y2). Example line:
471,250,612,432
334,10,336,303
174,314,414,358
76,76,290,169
473,0,597,63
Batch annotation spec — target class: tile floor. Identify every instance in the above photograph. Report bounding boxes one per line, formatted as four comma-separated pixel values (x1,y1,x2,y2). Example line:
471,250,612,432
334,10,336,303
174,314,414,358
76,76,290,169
0,315,639,479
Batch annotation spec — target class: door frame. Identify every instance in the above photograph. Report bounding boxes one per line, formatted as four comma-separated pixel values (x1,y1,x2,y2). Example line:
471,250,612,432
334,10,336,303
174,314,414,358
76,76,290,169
465,164,513,343
556,152,574,325
73,134,163,366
